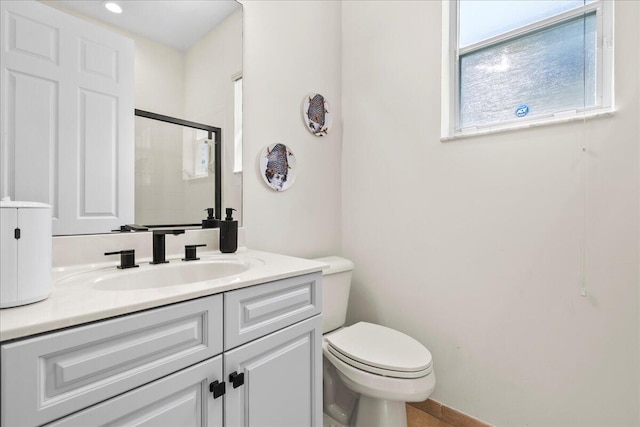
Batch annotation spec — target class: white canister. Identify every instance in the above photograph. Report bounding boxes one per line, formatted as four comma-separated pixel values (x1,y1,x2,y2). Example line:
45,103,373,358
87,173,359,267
0,200,52,308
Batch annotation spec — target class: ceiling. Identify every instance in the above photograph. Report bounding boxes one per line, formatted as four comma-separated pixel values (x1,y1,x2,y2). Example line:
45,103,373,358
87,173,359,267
48,0,241,51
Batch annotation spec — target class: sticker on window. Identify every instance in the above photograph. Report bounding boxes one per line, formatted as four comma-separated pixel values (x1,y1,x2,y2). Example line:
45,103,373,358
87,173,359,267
515,104,529,118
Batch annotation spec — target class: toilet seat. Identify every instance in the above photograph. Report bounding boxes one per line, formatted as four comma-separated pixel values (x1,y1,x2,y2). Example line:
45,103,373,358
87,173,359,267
323,340,436,403
326,322,432,379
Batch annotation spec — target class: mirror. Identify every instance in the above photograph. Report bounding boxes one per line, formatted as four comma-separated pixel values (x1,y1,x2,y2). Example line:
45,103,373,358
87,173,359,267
42,0,243,233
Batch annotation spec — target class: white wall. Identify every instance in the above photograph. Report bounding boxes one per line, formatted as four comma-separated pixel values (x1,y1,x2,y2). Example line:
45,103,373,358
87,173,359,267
342,1,639,426
184,8,243,221
241,0,342,257
134,36,184,118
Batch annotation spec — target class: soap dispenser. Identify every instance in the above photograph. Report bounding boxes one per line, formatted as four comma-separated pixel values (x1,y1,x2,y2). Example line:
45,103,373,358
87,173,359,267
219,208,238,253
202,208,219,228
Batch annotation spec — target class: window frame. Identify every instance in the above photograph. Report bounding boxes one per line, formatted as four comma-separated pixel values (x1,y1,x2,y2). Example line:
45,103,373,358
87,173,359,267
233,75,243,173
443,0,614,140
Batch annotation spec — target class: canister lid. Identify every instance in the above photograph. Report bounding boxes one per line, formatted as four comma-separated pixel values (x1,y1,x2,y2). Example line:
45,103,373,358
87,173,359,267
0,197,51,209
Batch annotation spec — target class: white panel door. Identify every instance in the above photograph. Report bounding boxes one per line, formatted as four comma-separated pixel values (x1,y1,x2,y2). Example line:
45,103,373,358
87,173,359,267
224,315,323,427
0,0,134,235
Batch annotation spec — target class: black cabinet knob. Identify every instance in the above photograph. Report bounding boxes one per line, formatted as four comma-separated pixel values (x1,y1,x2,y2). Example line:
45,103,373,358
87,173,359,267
229,371,244,388
209,380,225,399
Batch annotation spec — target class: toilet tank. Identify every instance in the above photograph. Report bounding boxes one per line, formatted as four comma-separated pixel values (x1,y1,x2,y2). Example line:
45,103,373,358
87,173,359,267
314,256,354,333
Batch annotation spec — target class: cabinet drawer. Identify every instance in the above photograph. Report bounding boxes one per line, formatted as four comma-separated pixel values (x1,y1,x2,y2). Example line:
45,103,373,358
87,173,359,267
46,355,223,427
224,272,321,350
1,295,222,427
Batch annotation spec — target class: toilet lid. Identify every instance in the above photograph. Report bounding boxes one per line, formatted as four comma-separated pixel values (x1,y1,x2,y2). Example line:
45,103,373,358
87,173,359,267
326,322,432,377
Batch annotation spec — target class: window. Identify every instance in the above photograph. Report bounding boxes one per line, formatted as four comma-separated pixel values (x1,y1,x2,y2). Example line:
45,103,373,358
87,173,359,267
233,76,243,173
444,0,613,138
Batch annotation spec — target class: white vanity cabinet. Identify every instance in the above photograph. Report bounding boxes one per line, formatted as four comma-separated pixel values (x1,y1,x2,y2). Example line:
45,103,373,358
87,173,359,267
0,272,322,427
224,274,323,427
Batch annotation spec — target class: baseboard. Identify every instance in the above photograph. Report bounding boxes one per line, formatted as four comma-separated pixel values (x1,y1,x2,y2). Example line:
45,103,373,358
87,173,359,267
408,399,492,427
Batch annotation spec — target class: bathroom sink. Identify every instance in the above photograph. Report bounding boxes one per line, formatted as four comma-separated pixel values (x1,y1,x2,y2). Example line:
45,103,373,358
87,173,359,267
55,258,257,291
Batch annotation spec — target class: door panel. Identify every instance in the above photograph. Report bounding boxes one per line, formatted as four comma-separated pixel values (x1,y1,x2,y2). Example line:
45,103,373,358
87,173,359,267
79,88,117,216
7,70,58,214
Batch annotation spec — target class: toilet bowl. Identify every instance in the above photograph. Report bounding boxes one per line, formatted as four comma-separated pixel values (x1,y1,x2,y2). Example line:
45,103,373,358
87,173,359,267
315,257,435,427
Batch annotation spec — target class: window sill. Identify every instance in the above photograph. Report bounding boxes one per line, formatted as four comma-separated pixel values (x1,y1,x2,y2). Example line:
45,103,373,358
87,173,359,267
441,108,616,142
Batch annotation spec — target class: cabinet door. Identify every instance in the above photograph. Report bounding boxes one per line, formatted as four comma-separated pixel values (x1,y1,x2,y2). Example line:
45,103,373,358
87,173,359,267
224,315,322,427
47,356,223,427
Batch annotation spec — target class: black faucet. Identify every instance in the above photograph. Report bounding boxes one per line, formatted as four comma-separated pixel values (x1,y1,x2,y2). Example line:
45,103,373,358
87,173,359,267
151,229,185,264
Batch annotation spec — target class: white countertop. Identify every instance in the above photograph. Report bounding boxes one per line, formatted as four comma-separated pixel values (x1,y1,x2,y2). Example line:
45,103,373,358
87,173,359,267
0,249,327,342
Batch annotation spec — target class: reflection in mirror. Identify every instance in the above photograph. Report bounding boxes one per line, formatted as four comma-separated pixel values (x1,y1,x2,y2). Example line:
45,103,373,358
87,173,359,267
135,111,221,227
40,0,243,234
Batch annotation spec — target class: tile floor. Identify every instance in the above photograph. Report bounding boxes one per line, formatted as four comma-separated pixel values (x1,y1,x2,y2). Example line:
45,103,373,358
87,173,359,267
407,404,455,427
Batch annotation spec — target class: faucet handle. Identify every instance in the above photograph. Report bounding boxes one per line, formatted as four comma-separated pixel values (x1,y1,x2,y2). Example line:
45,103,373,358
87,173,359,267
153,229,185,236
183,244,207,261
112,224,149,232
105,250,139,269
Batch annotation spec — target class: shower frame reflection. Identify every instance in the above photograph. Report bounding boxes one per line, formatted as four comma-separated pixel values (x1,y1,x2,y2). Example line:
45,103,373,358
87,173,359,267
134,109,222,227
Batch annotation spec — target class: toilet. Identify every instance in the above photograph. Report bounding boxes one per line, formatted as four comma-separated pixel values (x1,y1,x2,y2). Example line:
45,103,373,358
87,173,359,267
315,256,435,427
